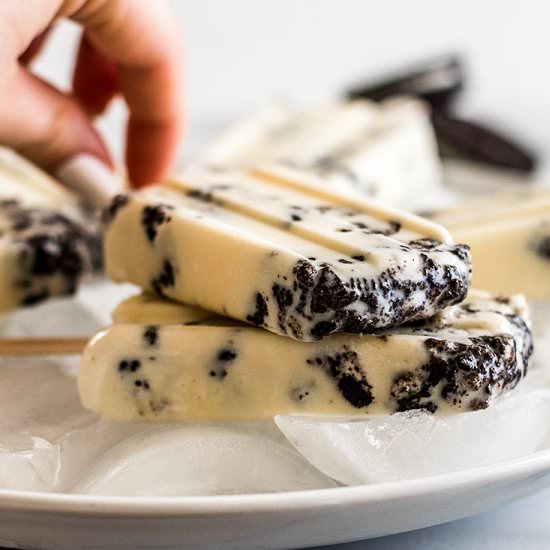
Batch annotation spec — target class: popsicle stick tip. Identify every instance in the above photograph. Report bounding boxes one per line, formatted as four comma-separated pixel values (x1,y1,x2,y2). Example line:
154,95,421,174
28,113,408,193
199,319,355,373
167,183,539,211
0,337,88,356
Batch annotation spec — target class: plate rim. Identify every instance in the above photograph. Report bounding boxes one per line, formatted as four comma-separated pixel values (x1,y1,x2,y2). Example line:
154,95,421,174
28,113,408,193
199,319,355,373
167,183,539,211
1,447,549,517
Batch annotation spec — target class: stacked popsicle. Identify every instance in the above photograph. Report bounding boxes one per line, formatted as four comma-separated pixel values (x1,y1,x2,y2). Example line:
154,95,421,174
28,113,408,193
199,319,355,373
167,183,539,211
79,55,541,421
79,164,533,421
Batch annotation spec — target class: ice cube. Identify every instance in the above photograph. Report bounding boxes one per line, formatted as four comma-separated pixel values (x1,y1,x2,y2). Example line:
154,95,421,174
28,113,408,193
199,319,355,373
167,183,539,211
530,300,550,371
0,357,141,492
0,295,100,338
74,423,337,496
276,386,550,485
0,277,136,337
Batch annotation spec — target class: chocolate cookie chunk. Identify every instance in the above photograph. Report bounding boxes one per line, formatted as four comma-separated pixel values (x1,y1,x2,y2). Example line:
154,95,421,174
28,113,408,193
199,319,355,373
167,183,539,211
347,55,464,111
432,111,536,173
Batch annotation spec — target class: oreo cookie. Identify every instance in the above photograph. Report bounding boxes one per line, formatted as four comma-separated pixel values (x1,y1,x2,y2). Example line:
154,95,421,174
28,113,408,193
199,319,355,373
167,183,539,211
347,54,538,174
432,111,536,173
347,55,464,111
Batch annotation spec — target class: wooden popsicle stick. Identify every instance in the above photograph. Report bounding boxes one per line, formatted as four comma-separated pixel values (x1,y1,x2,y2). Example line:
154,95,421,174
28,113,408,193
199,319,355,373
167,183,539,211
0,337,88,356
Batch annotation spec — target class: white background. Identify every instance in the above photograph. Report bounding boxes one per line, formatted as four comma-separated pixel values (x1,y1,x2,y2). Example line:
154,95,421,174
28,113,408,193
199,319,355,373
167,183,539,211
33,0,550,173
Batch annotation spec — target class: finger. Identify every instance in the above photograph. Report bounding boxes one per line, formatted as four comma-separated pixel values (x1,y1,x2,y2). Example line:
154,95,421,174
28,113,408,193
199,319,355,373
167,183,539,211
0,65,111,172
71,0,185,187
73,33,118,116
18,27,53,65
126,117,182,186
0,1,61,65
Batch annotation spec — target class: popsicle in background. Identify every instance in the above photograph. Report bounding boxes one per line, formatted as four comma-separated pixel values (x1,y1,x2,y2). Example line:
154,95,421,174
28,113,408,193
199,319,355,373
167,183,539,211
424,188,550,299
188,97,443,208
0,147,100,313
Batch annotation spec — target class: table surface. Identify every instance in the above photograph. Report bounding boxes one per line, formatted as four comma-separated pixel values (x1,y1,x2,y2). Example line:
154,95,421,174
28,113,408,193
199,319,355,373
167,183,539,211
317,485,550,550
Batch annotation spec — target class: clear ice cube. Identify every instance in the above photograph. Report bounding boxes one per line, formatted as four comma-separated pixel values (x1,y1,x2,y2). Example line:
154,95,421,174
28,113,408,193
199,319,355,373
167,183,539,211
276,386,550,486
0,357,141,492
73,423,337,496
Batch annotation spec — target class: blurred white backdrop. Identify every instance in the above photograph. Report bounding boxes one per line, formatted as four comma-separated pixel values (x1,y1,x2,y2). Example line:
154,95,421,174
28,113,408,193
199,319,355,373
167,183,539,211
32,0,550,174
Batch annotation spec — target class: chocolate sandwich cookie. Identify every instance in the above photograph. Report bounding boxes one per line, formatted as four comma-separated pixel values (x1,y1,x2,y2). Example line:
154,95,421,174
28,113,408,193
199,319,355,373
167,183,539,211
431,111,537,173
346,55,538,174
347,55,464,111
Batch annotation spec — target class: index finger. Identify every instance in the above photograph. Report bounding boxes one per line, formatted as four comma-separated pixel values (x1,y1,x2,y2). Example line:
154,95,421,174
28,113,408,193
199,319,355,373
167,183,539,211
69,0,185,187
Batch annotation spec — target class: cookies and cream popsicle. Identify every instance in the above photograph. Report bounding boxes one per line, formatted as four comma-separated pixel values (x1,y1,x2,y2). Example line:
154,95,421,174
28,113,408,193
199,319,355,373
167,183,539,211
189,98,442,207
78,290,532,421
0,147,99,312
103,168,471,340
424,187,550,299
0,146,84,217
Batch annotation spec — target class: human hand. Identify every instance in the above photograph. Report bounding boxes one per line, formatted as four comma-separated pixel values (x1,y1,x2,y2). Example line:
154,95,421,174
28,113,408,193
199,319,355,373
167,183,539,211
0,0,184,203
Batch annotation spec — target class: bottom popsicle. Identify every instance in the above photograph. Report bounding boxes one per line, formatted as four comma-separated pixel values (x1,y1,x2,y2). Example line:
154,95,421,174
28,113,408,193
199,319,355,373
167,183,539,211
78,291,532,421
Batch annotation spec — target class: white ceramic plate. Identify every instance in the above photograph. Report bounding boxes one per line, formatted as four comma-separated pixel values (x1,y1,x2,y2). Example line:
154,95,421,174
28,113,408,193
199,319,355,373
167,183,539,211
1,448,550,550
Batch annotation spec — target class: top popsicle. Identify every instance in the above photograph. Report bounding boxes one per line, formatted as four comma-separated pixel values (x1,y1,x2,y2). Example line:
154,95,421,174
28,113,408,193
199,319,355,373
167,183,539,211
103,167,471,341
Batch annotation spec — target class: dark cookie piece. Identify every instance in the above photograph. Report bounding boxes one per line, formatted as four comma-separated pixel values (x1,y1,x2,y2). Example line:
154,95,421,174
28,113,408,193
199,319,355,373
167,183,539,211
277,245,470,339
141,204,173,243
143,325,159,347
532,236,550,260
26,234,84,280
186,185,235,203
390,324,531,412
102,194,131,225
346,55,464,111
349,219,402,236
528,223,550,260
21,289,50,306
1,202,94,307
307,347,373,408
505,313,533,368
186,189,213,202
431,111,536,173
0,199,17,208
83,230,103,271
272,283,294,333
246,292,269,327
118,359,141,373
209,345,238,379
151,260,175,297
290,382,315,402
118,359,150,394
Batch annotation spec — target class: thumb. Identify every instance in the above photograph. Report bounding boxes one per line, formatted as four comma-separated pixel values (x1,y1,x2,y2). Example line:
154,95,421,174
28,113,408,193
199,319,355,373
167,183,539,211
0,66,116,205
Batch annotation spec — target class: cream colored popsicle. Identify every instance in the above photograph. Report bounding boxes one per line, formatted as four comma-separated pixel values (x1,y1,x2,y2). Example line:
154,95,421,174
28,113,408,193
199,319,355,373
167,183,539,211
0,147,83,217
424,187,550,299
78,290,532,421
189,97,442,207
103,168,471,341
0,148,99,312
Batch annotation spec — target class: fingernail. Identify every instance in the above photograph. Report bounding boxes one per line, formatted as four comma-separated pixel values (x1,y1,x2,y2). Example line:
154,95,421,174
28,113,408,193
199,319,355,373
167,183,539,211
55,154,123,209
